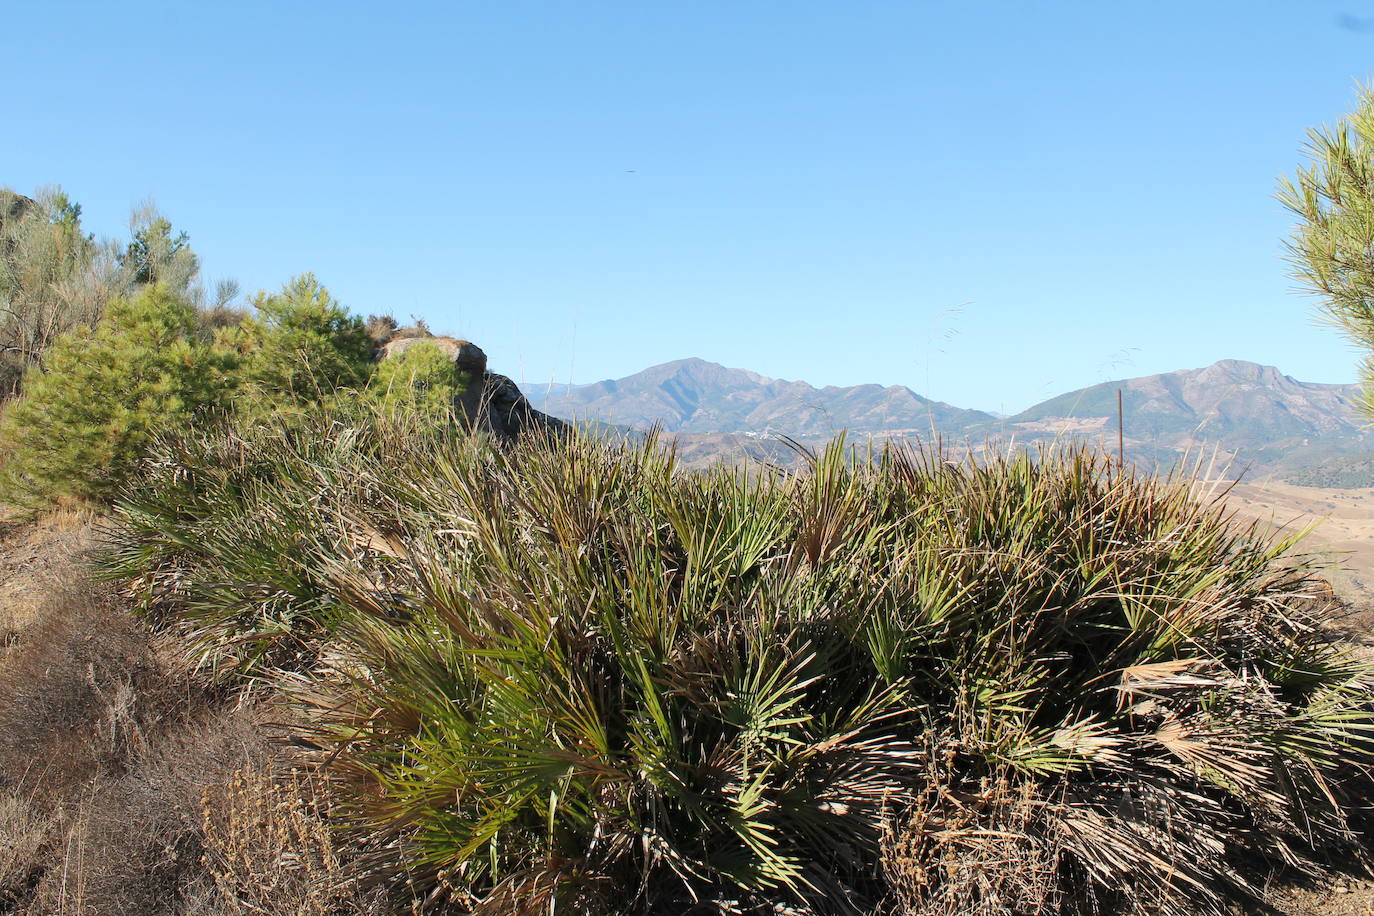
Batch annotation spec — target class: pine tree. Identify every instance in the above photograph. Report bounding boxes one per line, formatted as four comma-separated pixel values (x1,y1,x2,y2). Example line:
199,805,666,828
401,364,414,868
229,274,375,417
1280,84,1374,418
0,285,236,505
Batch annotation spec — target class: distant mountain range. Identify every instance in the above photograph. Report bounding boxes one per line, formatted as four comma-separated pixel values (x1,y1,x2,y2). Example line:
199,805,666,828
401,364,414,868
524,357,991,437
523,358,1374,478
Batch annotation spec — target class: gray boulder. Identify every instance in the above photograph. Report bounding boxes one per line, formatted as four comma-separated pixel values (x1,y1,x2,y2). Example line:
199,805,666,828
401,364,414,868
378,336,565,440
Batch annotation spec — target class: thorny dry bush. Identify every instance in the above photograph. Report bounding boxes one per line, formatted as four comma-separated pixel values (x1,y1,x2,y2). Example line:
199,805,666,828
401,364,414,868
880,740,1072,916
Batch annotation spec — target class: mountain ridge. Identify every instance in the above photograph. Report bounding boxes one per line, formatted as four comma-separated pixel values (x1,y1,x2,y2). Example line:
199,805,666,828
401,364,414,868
524,357,1372,473
527,357,995,437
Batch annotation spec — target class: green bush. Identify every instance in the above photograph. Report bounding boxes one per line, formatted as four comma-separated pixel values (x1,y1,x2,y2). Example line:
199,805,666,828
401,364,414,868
366,339,471,420
102,422,1374,915
100,406,449,679
1281,84,1374,418
1,190,210,398
227,273,375,417
0,285,236,506
0,189,96,395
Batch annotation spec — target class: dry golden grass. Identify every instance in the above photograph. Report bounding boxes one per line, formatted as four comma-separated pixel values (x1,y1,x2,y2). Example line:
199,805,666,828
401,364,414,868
0,504,400,916
0,506,98,664
0,583,158,795
1219,478,1374,608
200,765,391,916
0,578,390,915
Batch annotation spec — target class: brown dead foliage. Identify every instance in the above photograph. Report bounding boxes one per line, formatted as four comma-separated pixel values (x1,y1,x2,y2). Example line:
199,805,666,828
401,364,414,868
881,754,1073,916
0,551,394,916
0,581,184,797
199,764,392,916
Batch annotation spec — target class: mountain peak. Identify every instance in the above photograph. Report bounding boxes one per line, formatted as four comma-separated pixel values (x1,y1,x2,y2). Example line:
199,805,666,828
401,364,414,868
526,358,989,435
523,356,1370,477
616,357,776,390
1199,359,1286,383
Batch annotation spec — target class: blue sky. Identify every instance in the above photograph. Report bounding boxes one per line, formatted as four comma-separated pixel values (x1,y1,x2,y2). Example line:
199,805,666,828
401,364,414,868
7,0,1374,413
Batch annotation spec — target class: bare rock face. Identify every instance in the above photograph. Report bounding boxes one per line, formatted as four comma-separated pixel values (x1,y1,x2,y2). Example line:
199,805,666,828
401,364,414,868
380,337,489,374
378,336,564,440
0,191,34,225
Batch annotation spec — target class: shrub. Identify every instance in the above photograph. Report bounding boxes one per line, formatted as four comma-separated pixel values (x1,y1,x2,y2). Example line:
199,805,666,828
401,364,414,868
100,407,454,681
227,274,374,417
363,313,399,346
0,189,95,396
103,424,1374,914
366,338,471,420
0,285,236,506
0,190,209,399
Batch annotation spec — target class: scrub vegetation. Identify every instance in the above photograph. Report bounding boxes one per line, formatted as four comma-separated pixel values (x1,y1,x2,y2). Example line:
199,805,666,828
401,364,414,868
98,411,1374,915
2,156,1373,915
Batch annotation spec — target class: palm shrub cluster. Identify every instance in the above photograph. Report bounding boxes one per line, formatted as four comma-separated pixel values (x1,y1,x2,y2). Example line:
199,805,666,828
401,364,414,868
101,406,452,679
101,413,1374,915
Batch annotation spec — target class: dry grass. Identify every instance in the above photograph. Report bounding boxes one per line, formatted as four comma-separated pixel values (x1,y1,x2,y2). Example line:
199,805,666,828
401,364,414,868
0,505,98,664
0,506,399,916
0,554,237,914
199,764,392,916
0,580,187,798
0,580,389,915
10,709,267,916
881,752,1072,916
0,793,52,910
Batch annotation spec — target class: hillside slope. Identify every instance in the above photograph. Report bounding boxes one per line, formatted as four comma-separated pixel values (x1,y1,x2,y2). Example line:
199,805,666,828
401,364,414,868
1002,359,1372,471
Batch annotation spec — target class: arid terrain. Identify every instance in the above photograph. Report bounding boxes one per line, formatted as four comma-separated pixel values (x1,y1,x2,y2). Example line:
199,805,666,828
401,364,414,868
1216,477,1374,614
1198,477,1374,915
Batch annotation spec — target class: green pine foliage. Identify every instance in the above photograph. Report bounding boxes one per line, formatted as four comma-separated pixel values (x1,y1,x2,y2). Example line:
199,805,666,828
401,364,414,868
366,339,470,420
1280,84,1374,419
0,285,237,506
0,189,213,398
101,415,1374,915
226,273,375,417
0,263,386,510
116,215,194,286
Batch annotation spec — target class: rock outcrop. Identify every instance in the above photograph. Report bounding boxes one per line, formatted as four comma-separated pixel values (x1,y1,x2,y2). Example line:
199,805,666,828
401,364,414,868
378,336,565,440
0,191,34,225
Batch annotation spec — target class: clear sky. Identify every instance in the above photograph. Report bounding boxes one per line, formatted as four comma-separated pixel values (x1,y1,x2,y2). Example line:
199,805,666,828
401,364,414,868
8,0,1374,413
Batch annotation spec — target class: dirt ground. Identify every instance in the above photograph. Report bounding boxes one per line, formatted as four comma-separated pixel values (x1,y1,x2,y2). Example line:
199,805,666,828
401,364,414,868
1219,478,1374,623
1277,883,1374,916
0,508,97,663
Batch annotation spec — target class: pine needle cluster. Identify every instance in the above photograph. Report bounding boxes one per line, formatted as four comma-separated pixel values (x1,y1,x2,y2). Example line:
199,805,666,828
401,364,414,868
1280,83,1374,418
